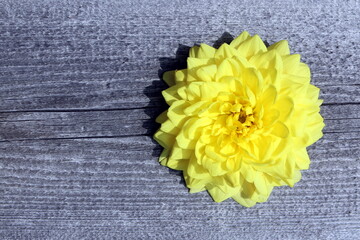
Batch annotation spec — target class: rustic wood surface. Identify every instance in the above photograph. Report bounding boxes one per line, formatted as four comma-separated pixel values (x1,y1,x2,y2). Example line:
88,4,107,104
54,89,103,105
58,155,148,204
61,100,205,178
0,0,359,239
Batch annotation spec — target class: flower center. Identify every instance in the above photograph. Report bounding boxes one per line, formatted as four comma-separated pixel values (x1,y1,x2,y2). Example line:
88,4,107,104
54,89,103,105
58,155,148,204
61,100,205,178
238,112,247,123
226,102,260,138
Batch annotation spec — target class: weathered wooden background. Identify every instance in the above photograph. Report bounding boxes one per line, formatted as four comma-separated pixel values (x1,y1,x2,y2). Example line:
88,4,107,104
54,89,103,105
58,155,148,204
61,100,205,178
0,0,359,239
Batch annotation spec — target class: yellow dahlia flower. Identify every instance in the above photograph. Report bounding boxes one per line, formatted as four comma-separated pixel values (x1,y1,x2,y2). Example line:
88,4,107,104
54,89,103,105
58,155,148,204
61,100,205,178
154,31,324,207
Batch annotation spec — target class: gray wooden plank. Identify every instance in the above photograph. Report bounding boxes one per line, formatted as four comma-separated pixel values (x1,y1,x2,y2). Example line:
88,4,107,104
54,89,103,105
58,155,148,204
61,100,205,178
0,135,359,239
0,1,359,112
0,104,359,141
0,75,359,111
0,108,160,141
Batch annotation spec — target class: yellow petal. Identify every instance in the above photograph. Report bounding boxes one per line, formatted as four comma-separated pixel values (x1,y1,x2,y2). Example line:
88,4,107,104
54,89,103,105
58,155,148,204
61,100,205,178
153,130,176,149
283,170,302,187
260,157,286,180
167,100,190,126
274,96,294,122
205,145,227,162
167,158,190,172
237,35,267,59
249,50,277,69
196,64,217,82
184,117,213,139
189,45,199,58
176,128,196,149
262,109,280,127
284,155,296,179
202,156,227,176
240,164,255,183
207,185,232,202
187,154,211,179
256,136,276,161
163,70,176,86
216,92,235,102
306,84,320,101
240,180,256,199
189,187,206,193
282,54,301,74
215,59,234,81
224,169,241,186
289,110,307,137
199,82,227,100
197,43,216,58
305,115,325,146
253,172,269,196
162,84,182,105
160,119,180,135
155,110,168,124
243,68,262,97
175,69,187,83
159,149,170,164
245,86,256,107
187,58,214,70
271,138,290,158
280,78,307,98
296,62,311,81
183,101,210,116
249,50,283,86
214,43,239,60
219,142,238,157
271,121,289,138
230,31,251,49
186,82,202,98
169,142,192,160
267,40,290,56
184,174,208,190
294,148,311,170
195,140,206,164
232,194,257,207
177,85,188,100
261,85,277,109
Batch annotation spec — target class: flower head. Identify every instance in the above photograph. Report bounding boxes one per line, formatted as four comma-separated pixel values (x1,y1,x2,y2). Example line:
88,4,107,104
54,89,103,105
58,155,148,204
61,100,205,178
154,31,324,207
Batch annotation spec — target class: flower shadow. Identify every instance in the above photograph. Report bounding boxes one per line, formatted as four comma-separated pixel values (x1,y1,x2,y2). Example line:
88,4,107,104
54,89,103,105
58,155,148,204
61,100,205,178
213,31,234,48
142,44,191,158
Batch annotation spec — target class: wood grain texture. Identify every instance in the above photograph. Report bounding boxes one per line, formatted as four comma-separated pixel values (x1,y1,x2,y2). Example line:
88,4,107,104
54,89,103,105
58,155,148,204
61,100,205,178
0,0,359,239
